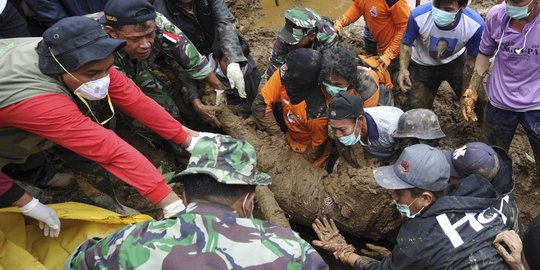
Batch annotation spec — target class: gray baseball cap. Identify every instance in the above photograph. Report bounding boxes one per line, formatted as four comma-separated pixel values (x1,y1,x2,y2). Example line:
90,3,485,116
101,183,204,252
373,144,450,192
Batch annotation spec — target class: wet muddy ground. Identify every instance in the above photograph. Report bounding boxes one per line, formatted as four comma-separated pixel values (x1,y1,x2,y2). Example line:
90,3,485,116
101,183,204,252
35,0,540,268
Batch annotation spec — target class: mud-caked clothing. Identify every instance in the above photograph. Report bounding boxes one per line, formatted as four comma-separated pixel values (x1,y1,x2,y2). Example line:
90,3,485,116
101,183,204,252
154,0,247,65
68,201,328,270
402,3,483,109
337,106,403,164
253,71,330,168
337,0,410,62
263,13,339,80
0,38,189,205
353,175,511,270
478,3,540,173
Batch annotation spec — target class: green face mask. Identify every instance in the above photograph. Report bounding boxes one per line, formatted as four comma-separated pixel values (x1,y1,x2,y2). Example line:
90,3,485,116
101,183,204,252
323,82,348,96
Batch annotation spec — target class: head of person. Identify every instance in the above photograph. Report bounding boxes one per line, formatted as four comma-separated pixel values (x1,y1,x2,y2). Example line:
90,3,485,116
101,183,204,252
102,0,157,60
36,16,125,101
392,109,445,149
505,0,540,20
522,215,540,270
281,48,322,105
432,0,468,27
171,135,271,218
437,38,449,53
373,144,449,219
319,47,358,97
278,8,320,50
212,36,250,78
327,92,367,146
444,142,500,185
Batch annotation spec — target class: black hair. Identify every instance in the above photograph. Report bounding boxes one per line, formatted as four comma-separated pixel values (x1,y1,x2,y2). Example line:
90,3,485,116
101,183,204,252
213,35,250,61
410,187,443,200
180,173,255,204
433,0,468,7
319,47,358,84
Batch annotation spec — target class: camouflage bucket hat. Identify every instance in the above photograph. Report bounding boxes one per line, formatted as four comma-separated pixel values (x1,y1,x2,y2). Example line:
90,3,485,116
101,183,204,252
278,7,320,45
172,135,271,186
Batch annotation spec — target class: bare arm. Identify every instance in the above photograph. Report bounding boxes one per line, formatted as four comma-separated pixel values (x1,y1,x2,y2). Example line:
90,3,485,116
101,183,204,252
397,44,413,92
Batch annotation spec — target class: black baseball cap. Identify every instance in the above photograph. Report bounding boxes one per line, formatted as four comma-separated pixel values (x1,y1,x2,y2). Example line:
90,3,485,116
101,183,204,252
37,16,126,76
328,91,364,120
102,0,156,26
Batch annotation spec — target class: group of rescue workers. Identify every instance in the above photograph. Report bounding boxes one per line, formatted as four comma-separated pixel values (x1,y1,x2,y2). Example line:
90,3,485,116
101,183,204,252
0,0,539,269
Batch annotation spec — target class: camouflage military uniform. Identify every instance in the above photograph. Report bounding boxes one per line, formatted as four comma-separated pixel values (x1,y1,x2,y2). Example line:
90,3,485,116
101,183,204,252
263,8,339,80
89,12,212,119
67,135,328,270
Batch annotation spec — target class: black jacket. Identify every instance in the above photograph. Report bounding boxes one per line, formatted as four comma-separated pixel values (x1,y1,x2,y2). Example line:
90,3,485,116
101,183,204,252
154,0,247,64
491,146,522,235
356,175,510,270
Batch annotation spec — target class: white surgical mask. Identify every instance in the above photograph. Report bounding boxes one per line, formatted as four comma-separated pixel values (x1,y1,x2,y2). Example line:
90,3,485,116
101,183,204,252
393,197,425,219
432,6,458,27
74,75,110,101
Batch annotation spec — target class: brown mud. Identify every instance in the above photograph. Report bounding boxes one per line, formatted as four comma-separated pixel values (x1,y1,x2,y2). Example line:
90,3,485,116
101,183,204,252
34,0,539,244
224,0,540,235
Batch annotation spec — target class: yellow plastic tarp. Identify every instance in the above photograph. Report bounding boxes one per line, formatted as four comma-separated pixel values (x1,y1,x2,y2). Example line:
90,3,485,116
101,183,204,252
0,202,152,270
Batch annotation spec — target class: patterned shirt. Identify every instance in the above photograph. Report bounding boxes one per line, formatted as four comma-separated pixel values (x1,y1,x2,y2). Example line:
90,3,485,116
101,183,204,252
69,201,328,270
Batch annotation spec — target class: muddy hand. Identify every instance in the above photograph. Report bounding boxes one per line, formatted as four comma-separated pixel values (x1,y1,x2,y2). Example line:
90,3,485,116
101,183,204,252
493,230,522,270
334,20,344,36
311,217,348,253
397,70,412,93
461,88,478,122
193,101,221,128
360,243,391,260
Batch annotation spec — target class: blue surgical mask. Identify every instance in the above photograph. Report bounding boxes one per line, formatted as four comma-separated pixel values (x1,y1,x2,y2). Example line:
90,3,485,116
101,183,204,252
393,198,424,219
338,119,361,146
506,0,535,19
323,82,348,96
432,6,458,27
215,65,226,78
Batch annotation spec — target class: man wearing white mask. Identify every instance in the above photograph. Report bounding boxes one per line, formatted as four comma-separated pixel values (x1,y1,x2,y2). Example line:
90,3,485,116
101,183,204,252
0,16,211,237
397,0,484,110
312,144,510,269
327,92,403,166
461,0,540,175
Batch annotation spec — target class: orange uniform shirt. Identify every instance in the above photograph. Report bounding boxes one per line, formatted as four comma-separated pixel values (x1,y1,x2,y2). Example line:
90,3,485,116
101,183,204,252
260,71,329,167
339,0,410,60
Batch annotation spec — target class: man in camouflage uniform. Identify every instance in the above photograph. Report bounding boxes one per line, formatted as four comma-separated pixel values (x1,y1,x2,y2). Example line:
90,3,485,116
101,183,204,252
262,7,339,81
91,0,225,126
66,135,328,270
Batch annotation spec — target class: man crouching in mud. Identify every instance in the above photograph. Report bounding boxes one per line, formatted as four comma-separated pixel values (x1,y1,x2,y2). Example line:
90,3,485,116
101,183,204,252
312,144,510,269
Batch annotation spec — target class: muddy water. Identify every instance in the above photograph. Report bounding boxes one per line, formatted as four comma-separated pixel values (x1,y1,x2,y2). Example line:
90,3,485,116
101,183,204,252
256,0,431,29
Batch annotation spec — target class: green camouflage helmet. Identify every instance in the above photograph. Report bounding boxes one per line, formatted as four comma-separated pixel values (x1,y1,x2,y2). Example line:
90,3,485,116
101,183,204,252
172,135,271,186
278,7,321,45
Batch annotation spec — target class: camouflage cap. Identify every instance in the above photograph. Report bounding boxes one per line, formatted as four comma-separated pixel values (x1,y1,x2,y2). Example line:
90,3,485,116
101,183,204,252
278,8,320,45
172,135,271,186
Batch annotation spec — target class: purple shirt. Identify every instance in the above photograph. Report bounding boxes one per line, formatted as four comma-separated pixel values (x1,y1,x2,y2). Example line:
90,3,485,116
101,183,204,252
479,3,540,111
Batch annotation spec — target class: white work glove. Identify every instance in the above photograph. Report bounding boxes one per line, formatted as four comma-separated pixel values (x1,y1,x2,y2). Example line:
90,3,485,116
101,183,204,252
226,63,246,99
215,89,226,106
163,200,186,218
19,197,61,237
186,132,219,152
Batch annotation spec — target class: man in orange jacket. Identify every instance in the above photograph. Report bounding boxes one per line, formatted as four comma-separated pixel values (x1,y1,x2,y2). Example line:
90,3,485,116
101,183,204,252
334,0,410,83
252,49,330,169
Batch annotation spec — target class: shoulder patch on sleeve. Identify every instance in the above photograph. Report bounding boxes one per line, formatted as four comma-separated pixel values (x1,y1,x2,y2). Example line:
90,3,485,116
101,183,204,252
162,31,179,44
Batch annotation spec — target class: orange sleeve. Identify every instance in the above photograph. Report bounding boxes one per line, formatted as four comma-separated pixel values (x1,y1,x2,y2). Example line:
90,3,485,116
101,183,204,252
309,118,329,150
338,0,363,26
382,0,410,60
362,91,380,108
260,70,284,113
